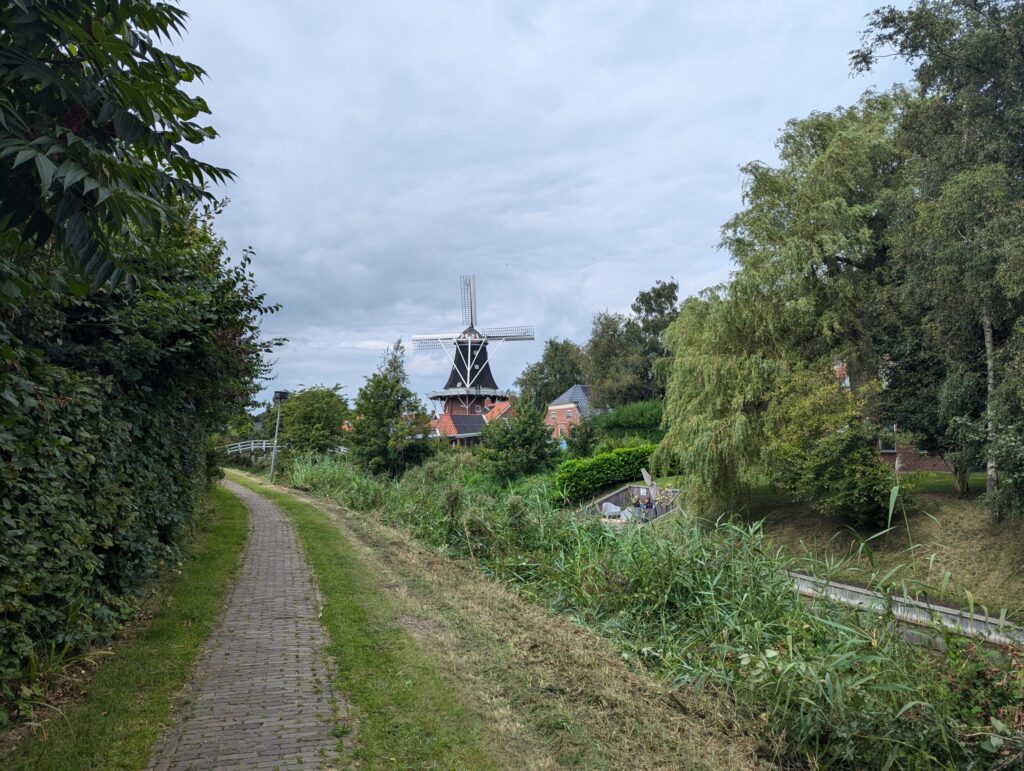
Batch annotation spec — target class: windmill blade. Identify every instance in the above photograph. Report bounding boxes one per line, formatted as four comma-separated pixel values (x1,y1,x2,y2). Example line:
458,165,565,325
411,335,457,351
479,325,535,340
460,274,471,325
459,275,474,327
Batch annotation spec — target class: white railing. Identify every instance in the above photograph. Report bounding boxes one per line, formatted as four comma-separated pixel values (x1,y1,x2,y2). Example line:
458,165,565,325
221,439,279,455
220,440,347,456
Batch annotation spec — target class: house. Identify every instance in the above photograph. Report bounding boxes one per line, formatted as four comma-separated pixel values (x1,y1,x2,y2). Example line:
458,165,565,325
545,384,593,439
430,398,514,446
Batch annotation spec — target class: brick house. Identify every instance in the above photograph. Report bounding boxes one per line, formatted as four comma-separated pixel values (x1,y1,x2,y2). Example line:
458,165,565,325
430,398,514,446
878,424,950,473
545,384,593,439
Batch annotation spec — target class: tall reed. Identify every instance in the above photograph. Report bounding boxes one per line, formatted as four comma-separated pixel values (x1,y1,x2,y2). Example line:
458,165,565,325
288,452,1024,768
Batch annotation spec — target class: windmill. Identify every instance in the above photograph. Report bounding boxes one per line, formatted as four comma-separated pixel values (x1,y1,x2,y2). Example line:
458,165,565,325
413,275,534,415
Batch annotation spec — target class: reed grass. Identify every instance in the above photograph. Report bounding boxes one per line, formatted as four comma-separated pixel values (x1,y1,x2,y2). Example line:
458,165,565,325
289,452,1024,769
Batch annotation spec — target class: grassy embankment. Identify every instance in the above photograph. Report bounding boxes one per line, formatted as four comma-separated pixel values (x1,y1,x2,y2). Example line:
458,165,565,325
734,472,1024,618
2,485,248,771
228,469,756,770
273,453,1024,769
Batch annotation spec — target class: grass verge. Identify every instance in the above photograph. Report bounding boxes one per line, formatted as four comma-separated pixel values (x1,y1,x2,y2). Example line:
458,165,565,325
227,471,506,770
743,472,1024,618
2,484,248,771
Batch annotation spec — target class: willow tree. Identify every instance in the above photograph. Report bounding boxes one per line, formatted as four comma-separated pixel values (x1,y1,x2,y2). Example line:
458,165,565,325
659,288,781,512
660,94,905,520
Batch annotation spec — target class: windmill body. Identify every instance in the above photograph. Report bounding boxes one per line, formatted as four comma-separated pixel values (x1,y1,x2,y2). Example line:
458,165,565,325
413,276,534,416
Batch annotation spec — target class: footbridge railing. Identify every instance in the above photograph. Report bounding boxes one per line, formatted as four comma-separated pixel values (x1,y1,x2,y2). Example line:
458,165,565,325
221,439,280,456
219,440,347,456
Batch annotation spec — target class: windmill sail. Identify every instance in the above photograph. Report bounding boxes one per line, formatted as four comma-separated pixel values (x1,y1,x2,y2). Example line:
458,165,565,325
459,275,477,328
412,275,534,415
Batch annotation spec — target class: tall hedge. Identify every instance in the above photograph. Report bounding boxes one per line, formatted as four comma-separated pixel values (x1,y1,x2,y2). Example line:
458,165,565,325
0,209,272,704
590,400,664,441
555,444,656,503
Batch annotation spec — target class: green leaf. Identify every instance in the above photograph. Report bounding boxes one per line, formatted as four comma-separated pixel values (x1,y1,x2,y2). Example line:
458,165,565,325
12,148,34,168
980,735,1003,753
34,154,57,193
58,161,89,192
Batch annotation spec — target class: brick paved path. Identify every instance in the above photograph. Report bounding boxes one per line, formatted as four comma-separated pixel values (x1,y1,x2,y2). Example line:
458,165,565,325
148,480,342,771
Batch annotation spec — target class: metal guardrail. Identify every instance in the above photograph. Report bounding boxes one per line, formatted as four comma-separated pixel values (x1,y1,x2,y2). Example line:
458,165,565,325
790,571,1024,648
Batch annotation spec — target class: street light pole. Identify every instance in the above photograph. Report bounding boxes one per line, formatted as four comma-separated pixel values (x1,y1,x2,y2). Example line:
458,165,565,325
269,390,289,483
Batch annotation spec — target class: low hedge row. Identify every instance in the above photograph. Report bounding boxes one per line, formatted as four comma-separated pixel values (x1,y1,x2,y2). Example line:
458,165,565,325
555,444,656,503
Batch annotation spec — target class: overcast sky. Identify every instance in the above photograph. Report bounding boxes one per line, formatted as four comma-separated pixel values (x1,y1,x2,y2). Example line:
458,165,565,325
175,1,909,411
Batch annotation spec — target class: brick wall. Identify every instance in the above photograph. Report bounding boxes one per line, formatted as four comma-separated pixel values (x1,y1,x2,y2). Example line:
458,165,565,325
881,444,950,473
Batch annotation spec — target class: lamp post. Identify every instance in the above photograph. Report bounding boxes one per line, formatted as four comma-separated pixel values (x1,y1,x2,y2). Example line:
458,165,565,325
269,390,290,483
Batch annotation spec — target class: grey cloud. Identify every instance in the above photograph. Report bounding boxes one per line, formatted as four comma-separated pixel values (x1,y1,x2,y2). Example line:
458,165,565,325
176,0,909,408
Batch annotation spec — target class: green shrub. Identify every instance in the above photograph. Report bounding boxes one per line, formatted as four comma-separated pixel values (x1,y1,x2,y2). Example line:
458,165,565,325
593,433,655,456
762,377,893,528
564,418,598,458
480,404,556,481
554,444,655,503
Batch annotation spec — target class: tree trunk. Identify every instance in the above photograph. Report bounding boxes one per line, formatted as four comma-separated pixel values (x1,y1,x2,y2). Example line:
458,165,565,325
983,313,1000,524
952,464,969,497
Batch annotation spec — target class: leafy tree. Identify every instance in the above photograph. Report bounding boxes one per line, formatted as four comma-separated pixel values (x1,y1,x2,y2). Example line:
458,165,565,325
631,278,679,393
349,342,431,476
564,418,597,459
1,200,274,697
660,94,906,517
873,308,986,495
584,311,650,408
0,2,271,706
0,1,231,284
899,165,1023,515
514,338,586,407
480,403,556,481
856,1,1024,520
632,279,680,337
515,280,677,410
720,92,908,383
279,386,348,455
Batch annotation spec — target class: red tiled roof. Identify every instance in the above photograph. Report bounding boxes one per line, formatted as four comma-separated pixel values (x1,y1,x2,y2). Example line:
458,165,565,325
433,413,457,437
483,400,513,422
